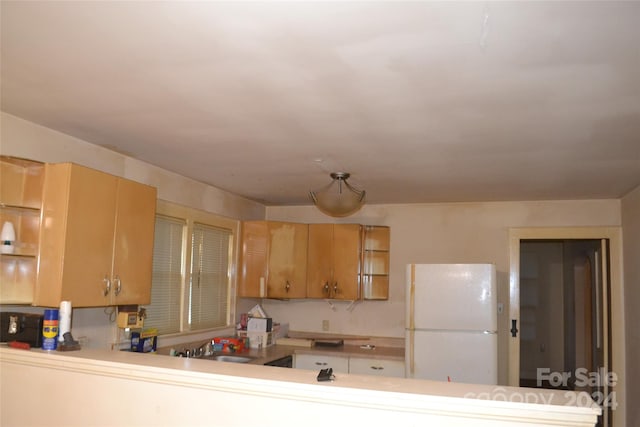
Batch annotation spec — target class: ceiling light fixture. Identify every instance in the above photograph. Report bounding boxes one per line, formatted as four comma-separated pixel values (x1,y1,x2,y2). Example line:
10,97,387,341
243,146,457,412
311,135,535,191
309,172,366,217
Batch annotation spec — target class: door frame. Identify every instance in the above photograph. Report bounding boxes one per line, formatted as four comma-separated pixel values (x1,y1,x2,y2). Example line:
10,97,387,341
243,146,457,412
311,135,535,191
508,227,625,425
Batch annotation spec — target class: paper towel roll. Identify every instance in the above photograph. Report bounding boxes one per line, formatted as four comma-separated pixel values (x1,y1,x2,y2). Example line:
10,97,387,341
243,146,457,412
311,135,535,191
58,300,72,342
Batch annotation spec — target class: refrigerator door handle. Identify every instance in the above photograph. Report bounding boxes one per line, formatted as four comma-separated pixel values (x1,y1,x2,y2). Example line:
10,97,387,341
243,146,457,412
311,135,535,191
510,319,518,337
408,329,415,376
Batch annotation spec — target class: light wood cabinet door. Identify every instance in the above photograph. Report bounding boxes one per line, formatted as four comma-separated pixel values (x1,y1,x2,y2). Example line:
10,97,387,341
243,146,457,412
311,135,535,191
35,163,156,307
238,221,307,299
267,221,308,299
111,178,156,305
332,224,361,300
238,221,268,297
307,224,361,300
349,357,405,378
37,164,116,306
306,223,333,298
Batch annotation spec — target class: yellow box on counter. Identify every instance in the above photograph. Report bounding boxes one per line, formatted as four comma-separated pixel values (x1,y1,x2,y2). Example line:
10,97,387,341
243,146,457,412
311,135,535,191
237,330,274,349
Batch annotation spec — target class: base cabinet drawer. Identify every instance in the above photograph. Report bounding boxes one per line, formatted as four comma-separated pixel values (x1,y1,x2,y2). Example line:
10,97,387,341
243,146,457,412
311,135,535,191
349,357,405,378
293,354,349,374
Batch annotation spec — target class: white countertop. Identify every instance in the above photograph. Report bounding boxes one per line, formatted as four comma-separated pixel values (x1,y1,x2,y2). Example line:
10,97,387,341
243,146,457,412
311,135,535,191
3,345,597,408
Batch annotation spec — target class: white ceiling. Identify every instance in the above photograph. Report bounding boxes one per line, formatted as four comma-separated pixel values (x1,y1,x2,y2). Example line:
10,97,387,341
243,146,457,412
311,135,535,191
2,1,639,207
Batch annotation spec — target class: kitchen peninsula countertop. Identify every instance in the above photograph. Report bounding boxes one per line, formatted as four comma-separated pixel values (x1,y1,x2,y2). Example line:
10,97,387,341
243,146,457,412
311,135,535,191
158,343,403,365
0,346,600,427
246,343,404,365
159,333,405,365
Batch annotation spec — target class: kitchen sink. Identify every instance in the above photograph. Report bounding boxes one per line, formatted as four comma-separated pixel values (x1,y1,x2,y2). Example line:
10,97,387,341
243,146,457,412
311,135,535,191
206,354,255,363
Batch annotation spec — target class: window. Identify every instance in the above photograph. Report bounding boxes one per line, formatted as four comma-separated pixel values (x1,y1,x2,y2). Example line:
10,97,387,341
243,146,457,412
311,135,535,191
145,215,185,335
144,201,237,335
189,223,231,330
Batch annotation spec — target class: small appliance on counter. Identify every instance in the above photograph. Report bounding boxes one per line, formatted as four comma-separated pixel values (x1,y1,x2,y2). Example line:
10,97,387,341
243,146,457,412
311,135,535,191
1,312,44,348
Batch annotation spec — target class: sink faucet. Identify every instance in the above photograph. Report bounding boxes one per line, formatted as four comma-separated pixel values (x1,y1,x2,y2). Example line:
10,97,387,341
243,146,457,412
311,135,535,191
178,341,213,358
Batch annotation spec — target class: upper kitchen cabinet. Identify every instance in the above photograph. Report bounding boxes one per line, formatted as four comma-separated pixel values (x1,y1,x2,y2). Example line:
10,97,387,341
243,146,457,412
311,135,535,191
238,221,308,299
238,221,268,298
0,156,45,304
307,224,361,300
361,225,390,300
34,163,157,307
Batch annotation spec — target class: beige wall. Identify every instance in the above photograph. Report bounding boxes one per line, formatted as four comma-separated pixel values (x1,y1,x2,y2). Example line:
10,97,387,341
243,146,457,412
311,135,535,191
1,112,265,220
622,185,640,427
265,200,622,385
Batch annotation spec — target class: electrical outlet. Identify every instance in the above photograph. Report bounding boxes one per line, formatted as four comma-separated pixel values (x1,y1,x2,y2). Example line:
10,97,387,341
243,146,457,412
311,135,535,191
322,320,329,331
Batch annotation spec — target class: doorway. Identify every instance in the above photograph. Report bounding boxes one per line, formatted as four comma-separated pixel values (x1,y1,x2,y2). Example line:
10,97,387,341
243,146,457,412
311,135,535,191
508,227,624,427
518,240,608,393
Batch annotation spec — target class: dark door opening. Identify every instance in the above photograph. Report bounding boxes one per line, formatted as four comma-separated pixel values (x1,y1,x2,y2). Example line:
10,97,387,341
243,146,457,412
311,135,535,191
519,239,612,426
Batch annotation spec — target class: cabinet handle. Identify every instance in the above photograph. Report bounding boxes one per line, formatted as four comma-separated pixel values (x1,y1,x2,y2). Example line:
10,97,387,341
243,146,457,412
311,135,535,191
314,362,328,366
333,282,338,296
323,282,330,295
371,366,384,370
114,275,122,296
102,275,111,296
285,281,291,292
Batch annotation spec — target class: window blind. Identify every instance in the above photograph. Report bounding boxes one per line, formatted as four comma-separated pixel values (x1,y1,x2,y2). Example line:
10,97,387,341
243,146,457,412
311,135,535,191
189,222,231,330
145,215,185,335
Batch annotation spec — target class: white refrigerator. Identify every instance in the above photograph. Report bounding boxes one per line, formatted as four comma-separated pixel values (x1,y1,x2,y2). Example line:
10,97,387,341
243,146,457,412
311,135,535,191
405,263,498,385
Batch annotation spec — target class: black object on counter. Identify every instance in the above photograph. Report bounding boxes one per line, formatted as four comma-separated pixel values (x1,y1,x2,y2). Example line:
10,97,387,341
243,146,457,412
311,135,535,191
1,312,43,348
317,368,334,382
263,355,293,368
314,339,344,347
58,332,80,351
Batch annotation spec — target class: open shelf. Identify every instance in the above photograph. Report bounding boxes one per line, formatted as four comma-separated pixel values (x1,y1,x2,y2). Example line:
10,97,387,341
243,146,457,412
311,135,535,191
0,156,44,304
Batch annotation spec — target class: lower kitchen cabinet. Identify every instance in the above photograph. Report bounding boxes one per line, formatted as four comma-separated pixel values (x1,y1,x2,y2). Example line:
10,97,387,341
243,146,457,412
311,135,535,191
348,357,405,378
293,353,405,378
292,354,349,374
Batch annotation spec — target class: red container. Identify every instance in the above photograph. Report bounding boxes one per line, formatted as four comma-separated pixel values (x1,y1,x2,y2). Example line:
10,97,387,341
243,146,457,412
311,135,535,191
212,337,245,353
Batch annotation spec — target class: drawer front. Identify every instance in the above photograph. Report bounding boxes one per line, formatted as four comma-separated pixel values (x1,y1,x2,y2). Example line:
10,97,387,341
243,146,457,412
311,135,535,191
293,354,349,374
349,357,405,378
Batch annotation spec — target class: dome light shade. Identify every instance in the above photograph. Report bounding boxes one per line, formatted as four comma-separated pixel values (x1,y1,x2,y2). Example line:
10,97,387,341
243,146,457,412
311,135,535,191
309,172,366,217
